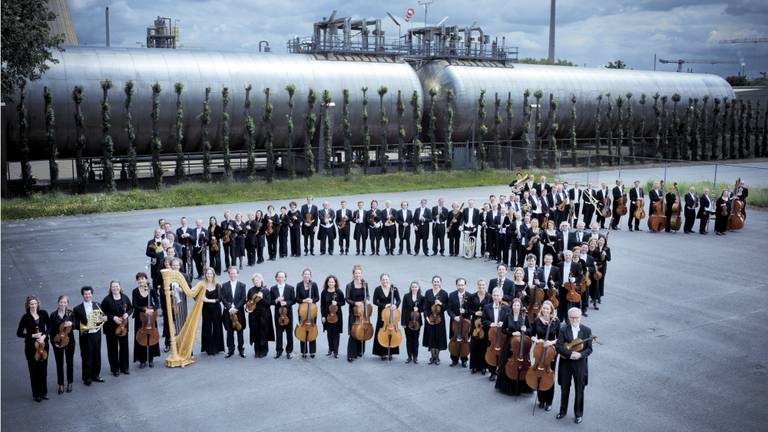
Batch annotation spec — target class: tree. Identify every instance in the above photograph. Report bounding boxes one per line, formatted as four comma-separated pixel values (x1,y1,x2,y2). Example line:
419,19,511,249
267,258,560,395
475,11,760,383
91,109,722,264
624,92,633,164
304,88,317,176
396,90,406,172
615,95,624,166
410,91,423,173
477,89,488,170
100,79,116,192
518,57,576,66
17,83,33,194
522,89,533,169
201,87,212,182
244,85,256,178
660,95,669,159
72,86,87,192
321,89,333,175
738,100,746,158
605,60,627,69
1,0,64,102
533,90,543,167
745,100,753,157
124,81,138,187
729,99,737,158
493,92,502,168
285,84,297,178
378,86,389,173
342,89,352,176
222,87,232,180
637,93,647,163
721,98,730,159
361,86,370,174
428,87,438,171
594,94,603,166
174,83,185,179
761,100,768,157
505,92,514,170
724,75,748,86
605,93,614,164
711,98,721,160
569,94,577,167
264,88,275,182
683,98,693,160
652,93,661,159
548,94,559,169
670,93,681,160
44,86,58,187
699,96,709,161
151,83,163,188
446,89,455,171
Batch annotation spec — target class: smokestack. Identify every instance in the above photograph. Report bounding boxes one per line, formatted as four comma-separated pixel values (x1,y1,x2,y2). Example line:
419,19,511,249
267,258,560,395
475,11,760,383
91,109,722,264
548,0,555,62
105,6,110,47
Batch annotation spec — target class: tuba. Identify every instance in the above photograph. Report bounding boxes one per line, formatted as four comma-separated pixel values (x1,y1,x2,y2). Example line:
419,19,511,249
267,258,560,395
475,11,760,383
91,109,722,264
462,231,476,259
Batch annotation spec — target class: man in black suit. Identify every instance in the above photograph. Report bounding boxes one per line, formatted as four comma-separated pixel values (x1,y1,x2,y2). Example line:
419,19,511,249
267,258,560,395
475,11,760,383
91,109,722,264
301,196,319,255
556,222,573,263
648,181,664,218
221,266,247,358
414,199,432,256
528,188,545,227
534,175,551,196
683,186,698,234
570,222,590,246
270,271,296,359
352,201,368,255
568,182,584,227
628,180,644,231
595,182,610,229
610,180,623,230
664,184,679,233
317,201,336,255
698,188,712,234
336,200,353,255
577,244,595,315
487,263,517,303
537,254,561,300
176,217,193,272
368,200,382,255
557,250,583,318
447,278,472,368
482,288,511,382
166,233,184,265
485,202,500,261
73,286,105,385
553,185,569,228
381,200,398,255
431,198,449,256
191,219,208,278
146,228,165,292
397,201,413,255
556,308,593,425
220,211,236,268
462,199,482,258
734,179,748,217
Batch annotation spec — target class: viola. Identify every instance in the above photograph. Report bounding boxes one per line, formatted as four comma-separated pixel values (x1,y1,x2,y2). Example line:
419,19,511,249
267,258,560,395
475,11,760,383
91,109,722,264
230,309,243,331
327,291,339,324
115,303,129,337
560,336,600,359
376,289,401,349
428,302,442,325
136,306,160,347
351,296,374,341
33,326,47,362
294,302,319,342
564,273,581,304
525,320,556,392
472,317,484,339
53,311,73,349
277,306,290,327
245,290,263,314
407,309,421,331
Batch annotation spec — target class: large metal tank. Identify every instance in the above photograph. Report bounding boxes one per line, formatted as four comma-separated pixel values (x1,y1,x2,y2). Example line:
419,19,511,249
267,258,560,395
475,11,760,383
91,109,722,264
416,60,735,141
11,47,423,159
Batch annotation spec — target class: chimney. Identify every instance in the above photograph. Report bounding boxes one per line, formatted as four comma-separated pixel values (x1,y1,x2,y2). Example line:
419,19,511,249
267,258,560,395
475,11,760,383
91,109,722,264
105,6,111,47
547,0,555,62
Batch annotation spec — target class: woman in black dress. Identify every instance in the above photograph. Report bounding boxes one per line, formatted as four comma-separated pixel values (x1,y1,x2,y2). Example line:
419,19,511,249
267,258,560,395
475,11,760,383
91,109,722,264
245,212,258,266
423,275,449,365
132,272,160,367
511,267,527,305
200,267,225,356
527,300,560,411
288,201,302,257
255,210,267,264
295,268,320,358
247,272,274,358
278,206,290,258
542,220,558,265
346,264,370,362
401,281,423,364
469,279,491,374
372,273,402,360
101,280,133,377
496,298,531,395
18,296,49,402
595,236,611,302
320,275,345,358
715,189,731,235
233,212,246,269
49,295,75,394
208,216,222,275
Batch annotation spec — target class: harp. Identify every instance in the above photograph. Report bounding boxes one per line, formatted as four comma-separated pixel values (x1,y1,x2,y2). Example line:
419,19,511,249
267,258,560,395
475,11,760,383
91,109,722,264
161,269,207,368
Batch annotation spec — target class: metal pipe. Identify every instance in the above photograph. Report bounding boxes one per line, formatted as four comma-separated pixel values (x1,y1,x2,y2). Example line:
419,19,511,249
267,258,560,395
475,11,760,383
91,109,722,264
548,0,555,62
105,7,111,47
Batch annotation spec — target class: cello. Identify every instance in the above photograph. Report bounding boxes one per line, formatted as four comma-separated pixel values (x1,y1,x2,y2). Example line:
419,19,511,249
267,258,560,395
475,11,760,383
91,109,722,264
525,319,557,414
351,289,374,341
294,302,319,345
136,305,160,348
527,284,545,324
634,197,646,220
615,185,628,217
376,288,402,354
648,197,666,231
448,292,471,360
485,309,505,367
505,322,532,387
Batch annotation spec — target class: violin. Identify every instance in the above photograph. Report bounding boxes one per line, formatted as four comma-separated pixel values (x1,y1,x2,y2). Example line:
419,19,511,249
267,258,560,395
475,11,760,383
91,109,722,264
294,302,319,342
351,293,374,341
564,273,581,304
230,309,243,331
560,336,600,359
505,328,532,383
428,302,442,325
33,326,48,362
245,290,263,314
327,291,339,324
277,306,290,327
448,293,470,359
634,197,646,220
53,311,73,349
546,279,559,309
525,320,556,392
115,303,129,337
472,317,484,339
376,288,401,349
407,309,421,331
136,306,160,347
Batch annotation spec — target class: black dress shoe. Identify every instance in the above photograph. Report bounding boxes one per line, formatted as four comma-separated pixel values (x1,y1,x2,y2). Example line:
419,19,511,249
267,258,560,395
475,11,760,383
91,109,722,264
302,353,307,358
41,395,49,400
326,351,333,357
163,345,170,353
66,384,72,393
225,352,234,358
333,353,338,358
405,357,412,364
582,312,589,317
575,417,583,424
413,358,419,364
545,405,553,412
450,361,457,367
93,377,105,383
556,413,566,420
435,359,440,365
274,352,283,359
34,397,42,402
461,361,467,368
121,370,130,375
310,354,315,358
112,371,120,377
428,358,435,365
58,385,64,395
489,375,496,382
238,352,245,358
139,362,146,369
83,380,91,386
149,362,154,368
286,353,292,359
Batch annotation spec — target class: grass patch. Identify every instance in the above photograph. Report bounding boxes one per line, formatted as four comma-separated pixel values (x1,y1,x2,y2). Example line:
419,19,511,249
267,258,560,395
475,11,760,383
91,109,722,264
642,180,767,208
1,170,534,221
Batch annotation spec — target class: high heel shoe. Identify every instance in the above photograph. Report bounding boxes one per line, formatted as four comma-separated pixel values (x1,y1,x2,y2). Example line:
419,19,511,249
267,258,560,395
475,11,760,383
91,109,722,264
66,384,73,393
58,385,64,395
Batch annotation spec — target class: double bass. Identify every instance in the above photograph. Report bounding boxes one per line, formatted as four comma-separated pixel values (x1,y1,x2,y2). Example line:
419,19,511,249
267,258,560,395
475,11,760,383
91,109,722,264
294,302,319,343
448,293,471,360
669,183,682,231
351,293,374,341
634,197,646,220
648,197,666,231
376,288,401,351
728,179,745,230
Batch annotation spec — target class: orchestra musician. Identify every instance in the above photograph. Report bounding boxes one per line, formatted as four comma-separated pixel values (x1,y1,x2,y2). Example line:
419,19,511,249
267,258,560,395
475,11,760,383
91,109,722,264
568,181,584,227
49,295,75,394
556,307,593,424
595,182,610,229
318,202,336,256
233,212,246,269
423,275,449,365
252,210,266,264
715,189,731,235
288,201,302,257
296,269,320,358
320,275,345,358
486,201,501,262
469,279,491,374
17,295,49,402
664,184,678,233
528,300,559,411
462,200,482,258
301,196,319,256
353,201,369,255
278,206,290,258
483,287,510,381
243,212,257,266
577,244,595,316
221,266,247,358
397,201,414,255
558,250,583,318
734,179,748,217
270,270,295,359
368,200,383,256
200,268,224,356
265,205,280,260
382,200,398,255
698,188,712,234
101,280,133,377
220,210,236,268
649,181,663,218
372,273,401,360
336,201,353,255
610,180,623,230
628,180,644,231
528,188,545,227
431,198,449,257
346,265,369,362
176,217,193,273
496,297,531,395
73,286,105,386
246,273,273,358
488,263,515,304
131,272,160,367
447,278,471,367
414,199,432,256
191,219,207,278
402,281,423,364
683,186,698,234
207,216,222,274
581,183,596,227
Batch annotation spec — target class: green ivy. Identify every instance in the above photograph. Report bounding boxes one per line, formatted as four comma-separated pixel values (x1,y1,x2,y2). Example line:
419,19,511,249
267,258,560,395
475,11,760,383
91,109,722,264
493,92,502,168
322,89,333,175
150,82,163,188
222,87,232,180
361,86,370,174
446,89,455,171
570,94,577,167
428,87,438,171
594,94,603,166
505,92,513,170
174,82,185,179
711,98,721,160
548,94,558,169
396,90,406,172
285,83,297,178
245,84,256,178
72,85,87,192
378,85,389,173
522,89,532,169
305,88,317,176
44,86,58,187
17,83,32,194
410,90,422,173
124,81,137,187
342,88,352,176
670,93,681,160
477,89,487,170
201,86,212,182
533,89,543,167
100,79,115,192
264,87,275,182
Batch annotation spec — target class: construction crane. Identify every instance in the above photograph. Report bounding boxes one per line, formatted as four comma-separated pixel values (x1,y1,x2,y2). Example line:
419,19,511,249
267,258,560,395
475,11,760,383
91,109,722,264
718,37,768,44
657,58,739,73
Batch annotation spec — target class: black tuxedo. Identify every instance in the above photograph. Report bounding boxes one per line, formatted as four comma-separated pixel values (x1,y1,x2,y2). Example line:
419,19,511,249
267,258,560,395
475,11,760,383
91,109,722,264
270,284,296,353
482,303,511,327
487,277,518,304
74,301,103,382
381,207,398,254
397,208,413,254
556,323,593,418
220,219,237,268
317,207,336,255
595,188,609,228
221,280,247,353
336,208,353,252
649,189,663,216
295,281,320,354
367,208,383,254
683,192,697,233
301,204,319,253
570,230,591,246
610,186,623,229
413,207,432,255
352,209,368,253
697,194,711,234
431,206,449,255
176,225,194,270
190,227,208,277
628,187,644,230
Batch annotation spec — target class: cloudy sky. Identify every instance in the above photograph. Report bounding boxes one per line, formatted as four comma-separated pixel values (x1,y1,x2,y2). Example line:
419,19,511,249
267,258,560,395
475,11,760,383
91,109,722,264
68,0,768,78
